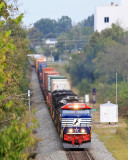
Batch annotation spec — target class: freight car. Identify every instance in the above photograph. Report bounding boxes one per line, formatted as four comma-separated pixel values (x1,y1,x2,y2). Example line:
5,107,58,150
33,56,92,149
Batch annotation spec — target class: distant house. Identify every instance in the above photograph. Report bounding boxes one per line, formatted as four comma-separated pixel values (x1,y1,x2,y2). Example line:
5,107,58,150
94,0,128,32
45,38,57,47
35,45,41,49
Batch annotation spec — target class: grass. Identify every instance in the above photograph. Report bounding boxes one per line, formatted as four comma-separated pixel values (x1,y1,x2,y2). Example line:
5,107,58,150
94,127,128,160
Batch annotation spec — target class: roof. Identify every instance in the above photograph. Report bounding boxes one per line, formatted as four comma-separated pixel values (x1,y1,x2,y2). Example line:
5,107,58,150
100,101,117,106
48,38,57,41
45,38,57,45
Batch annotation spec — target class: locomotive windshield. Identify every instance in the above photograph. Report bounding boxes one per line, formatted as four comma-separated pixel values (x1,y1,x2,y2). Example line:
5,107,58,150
62,110,91,118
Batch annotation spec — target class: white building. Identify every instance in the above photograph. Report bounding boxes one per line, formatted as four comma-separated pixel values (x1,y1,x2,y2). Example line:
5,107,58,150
94,0,128,32
45,38,57,48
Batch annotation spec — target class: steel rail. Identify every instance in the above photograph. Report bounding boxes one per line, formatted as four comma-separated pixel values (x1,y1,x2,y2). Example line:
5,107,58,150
69,150,76,160
84,150,93,160
68,149,94,160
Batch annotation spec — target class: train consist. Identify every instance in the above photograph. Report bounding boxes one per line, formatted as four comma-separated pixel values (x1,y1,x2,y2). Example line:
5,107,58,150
31,55,92,149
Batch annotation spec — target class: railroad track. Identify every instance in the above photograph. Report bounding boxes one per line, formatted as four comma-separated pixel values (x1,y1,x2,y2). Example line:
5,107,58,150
67,149,94,160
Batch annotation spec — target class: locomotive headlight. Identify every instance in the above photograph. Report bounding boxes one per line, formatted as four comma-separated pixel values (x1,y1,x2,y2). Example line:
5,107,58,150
74,104,79,109
81,129,86,133
68,128,73,133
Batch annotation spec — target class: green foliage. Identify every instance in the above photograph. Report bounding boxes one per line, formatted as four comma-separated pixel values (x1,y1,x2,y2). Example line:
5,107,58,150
28,27,43,47
80,15,94,28
78,79,91,96
58,16,72,33
42,46,52,57
0,1,35,159
13,13,24,24
0,122,34,160
33,16,72,39
67,24,126,84
126,120,128,131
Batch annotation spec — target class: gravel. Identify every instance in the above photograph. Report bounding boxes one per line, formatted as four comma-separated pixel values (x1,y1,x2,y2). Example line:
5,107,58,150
31,67,116,160
88,133,116,160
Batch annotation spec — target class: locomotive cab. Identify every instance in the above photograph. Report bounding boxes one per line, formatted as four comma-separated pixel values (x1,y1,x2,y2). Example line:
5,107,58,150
61,103,92,149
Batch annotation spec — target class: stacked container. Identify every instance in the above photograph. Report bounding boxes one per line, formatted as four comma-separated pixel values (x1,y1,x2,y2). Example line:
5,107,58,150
38,63,47,86
44,71,59,90
51,79,70,92
47,75,61,91
42,68,57,100
36,59,46,73
42,68,54,82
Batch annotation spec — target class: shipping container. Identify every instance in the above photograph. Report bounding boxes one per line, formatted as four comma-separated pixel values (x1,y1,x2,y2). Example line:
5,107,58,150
51,79,70,92
42,68,54,82
48,76,67,92
39,63,47,73
47,75,61,91
44,71,59,90
36,59,45,72
38,63,47,83
31,55,42,67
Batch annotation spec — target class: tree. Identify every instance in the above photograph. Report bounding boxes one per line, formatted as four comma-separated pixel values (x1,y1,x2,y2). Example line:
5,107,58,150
0,1,34,159
80,15,94,28
28,27,43,47
58,16,72,33
34,18,58,37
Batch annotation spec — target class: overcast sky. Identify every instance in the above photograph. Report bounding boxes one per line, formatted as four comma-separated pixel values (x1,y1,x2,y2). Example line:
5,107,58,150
18,0,120,27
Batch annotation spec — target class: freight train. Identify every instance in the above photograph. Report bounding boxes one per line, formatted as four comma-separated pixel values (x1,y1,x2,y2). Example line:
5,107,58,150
30,55,92,149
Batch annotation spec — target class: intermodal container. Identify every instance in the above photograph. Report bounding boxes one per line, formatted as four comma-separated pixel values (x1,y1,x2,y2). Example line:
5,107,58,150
32,55,42,67
47,75,61,91
39,63,47,73
39,63,47,86
44,71,59,90
51,79,70,92
48,76,66,92
42,68,54,82
36,59,45,73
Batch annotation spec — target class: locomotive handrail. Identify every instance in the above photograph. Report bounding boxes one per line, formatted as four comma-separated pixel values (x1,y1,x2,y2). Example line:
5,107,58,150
61,120,67,138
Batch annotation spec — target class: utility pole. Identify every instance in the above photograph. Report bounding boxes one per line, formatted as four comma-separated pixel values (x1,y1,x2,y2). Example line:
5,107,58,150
28,90,31,126
65,40,66,52
51,51,53,61
75,43,77,52
116,70,118,104
92,88,96,124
